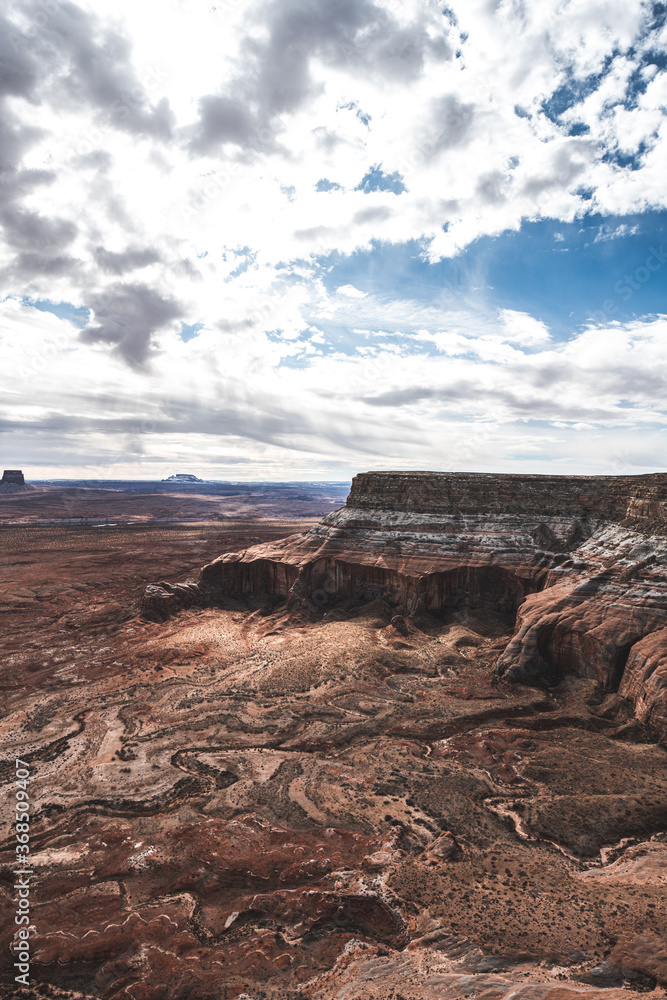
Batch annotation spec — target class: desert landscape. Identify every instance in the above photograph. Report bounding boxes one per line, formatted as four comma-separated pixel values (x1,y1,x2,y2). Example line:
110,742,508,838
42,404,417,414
1,471,666,1000
0,473,349,525
3,0,667,995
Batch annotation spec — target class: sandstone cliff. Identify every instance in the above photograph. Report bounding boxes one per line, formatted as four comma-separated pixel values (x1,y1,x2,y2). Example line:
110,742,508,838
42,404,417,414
145,471,667,741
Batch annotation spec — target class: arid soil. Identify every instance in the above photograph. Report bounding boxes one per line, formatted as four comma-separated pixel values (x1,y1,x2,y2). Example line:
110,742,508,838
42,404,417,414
1,508,666,1000
0,482,349,525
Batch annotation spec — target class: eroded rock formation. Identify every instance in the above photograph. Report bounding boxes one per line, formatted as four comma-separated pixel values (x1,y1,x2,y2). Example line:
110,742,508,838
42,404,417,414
2,516,667,998
161,472,203,482
0,468,33,492
146,471,667,740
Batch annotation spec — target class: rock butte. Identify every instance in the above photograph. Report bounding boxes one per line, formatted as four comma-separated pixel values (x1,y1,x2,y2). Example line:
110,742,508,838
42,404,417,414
161,472,204,482
0,468,34,492
145,470,667,741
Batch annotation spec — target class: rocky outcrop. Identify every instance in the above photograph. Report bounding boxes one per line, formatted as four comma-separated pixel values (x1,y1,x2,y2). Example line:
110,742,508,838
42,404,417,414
345,470,667,518
146,471,667,740
140,581,205,621
618,629,667,735
0,468,34,492
161,472,203,482
494,523,667,691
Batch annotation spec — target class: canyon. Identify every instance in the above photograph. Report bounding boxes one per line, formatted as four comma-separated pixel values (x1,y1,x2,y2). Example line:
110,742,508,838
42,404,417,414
1,471,666,1000
148,471,667,742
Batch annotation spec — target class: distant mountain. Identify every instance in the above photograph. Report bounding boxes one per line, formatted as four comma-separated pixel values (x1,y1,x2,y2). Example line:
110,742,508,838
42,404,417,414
161,473,203,483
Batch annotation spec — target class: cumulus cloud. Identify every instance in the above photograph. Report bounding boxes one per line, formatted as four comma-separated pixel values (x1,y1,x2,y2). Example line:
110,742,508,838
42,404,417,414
80,283,183,366
0,4,174,315
14,0,175,139
93,246,162,275
499,310,551,346
187,0,452,155
0,13,39,99
189,96,258,155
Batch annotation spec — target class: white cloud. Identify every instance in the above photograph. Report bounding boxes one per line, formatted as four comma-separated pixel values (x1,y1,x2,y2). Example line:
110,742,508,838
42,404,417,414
499,309,551,346
593,223,640,243
2,294,666,478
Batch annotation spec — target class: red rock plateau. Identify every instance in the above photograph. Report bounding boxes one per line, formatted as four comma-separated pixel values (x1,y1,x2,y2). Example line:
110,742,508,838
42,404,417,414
1,471,666,1000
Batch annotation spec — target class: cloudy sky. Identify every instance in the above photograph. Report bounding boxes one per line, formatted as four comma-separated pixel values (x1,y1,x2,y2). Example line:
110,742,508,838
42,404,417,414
1,0,666,480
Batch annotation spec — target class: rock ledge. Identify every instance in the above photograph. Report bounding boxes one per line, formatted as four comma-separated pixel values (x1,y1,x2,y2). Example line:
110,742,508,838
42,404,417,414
144,470,667,740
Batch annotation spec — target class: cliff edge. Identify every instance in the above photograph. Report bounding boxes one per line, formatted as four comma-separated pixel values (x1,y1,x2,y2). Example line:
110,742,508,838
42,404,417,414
143,470,667,741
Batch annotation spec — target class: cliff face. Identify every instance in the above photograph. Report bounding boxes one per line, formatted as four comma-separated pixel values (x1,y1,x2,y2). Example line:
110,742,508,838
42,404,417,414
149,471,667,740
346,470,667,518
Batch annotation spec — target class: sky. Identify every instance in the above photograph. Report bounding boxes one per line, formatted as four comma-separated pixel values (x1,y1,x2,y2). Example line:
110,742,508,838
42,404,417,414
1,0,666,480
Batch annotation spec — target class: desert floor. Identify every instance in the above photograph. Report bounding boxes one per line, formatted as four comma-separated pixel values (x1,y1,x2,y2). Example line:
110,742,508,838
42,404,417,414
1,517,666,999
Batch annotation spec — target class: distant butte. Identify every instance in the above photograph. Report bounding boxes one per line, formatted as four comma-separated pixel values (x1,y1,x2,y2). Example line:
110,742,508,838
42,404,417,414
0,468,34,492
161,472,204,482
144,469,667,741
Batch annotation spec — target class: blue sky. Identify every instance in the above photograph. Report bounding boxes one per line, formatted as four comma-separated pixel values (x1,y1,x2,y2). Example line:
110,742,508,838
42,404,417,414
320,210,667,341
1,0,666,478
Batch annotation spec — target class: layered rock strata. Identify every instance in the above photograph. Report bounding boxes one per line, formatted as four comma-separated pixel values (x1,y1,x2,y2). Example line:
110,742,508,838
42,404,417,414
346,470,667,518
145,471,667,740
